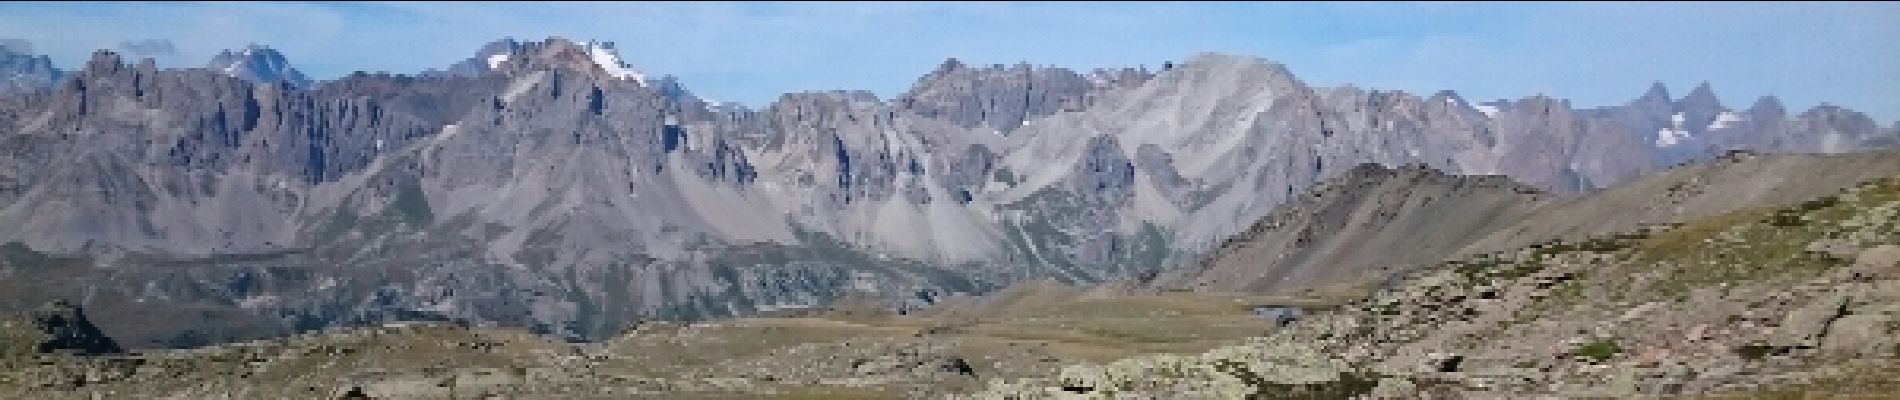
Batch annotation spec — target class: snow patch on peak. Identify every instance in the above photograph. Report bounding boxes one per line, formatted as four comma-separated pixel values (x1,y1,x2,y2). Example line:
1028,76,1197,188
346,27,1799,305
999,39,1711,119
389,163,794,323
486,54,510,70
1473,105,1499,118
583,41,646,85
1656,111,1696,147
1655,127,1696,147
1708,111,1744,131
1656,128,1688,147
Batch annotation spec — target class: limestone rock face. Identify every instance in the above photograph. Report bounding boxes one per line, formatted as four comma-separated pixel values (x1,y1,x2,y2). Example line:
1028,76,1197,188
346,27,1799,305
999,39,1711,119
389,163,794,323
898,59,1096,135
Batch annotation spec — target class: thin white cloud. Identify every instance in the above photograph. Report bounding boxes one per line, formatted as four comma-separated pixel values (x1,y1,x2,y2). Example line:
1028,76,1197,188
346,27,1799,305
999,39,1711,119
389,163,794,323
0,38,31,54
117,39,178,58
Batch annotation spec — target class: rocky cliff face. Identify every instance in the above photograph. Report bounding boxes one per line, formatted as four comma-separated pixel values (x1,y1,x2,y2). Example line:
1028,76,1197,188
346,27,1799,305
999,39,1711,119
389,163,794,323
897,59,1149,135
1,40,1896,347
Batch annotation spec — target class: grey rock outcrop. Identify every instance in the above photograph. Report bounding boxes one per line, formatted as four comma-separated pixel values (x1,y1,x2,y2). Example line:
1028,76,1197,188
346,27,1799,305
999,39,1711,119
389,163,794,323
898,59,1095,134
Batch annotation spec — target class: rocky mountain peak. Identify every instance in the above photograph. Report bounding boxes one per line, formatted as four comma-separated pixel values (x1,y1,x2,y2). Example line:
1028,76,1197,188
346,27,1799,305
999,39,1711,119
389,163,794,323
1180,52,1291,76
1162,53,1302,97
1429,89,1465,104
206,44,311,89
1679,81,1724,112
651,74,702,105
1749,95,1787,121
898,57,1093,134
932,57,968,74
462,37,648,85
1640,81,1671,103
1624,81,1674,119
428,38,522,77
83,49,126,76
2,40,1898,352
0,42,62,94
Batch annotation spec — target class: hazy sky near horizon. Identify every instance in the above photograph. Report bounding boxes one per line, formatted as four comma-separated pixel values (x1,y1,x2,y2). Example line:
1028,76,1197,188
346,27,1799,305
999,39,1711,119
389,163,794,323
3,1,1897,121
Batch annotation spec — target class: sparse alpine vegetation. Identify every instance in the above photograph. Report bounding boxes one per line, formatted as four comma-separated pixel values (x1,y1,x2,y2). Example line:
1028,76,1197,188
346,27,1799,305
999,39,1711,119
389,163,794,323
970,177,1900,398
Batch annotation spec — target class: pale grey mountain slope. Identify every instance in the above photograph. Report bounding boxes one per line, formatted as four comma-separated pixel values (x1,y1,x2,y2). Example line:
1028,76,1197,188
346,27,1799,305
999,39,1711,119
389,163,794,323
0,41,1896,347
1146,150,1900,296
1145,163,1548,295
1457,150,1900,256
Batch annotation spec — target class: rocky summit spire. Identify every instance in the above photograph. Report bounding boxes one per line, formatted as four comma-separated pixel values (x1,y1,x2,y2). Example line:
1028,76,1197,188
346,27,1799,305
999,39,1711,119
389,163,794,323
432,37,646,84
83,49,126,76
1627,81,1675,119
1680,81,1723,110
1749,95,1787,121
1640,81,1671,104
899,56,1094,134
936,57,967,74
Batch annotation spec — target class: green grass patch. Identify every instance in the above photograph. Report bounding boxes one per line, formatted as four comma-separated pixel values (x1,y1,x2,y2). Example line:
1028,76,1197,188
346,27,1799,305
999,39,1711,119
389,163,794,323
1627,178,1900,300
1571,339,1621,363
389,178,433,226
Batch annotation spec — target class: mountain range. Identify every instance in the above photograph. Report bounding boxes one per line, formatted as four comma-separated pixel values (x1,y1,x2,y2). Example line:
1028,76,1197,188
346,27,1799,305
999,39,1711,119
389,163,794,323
0,37,1896,348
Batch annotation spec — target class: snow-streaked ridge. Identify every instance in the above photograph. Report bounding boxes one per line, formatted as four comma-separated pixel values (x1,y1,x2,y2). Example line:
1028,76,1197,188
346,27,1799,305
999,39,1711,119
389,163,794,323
583,41,647,86
1708,111,1744,131
1656,112,1693,147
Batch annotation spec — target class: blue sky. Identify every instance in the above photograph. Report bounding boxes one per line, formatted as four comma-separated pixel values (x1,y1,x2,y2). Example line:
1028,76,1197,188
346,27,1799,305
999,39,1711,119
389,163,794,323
3,1,1897,121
